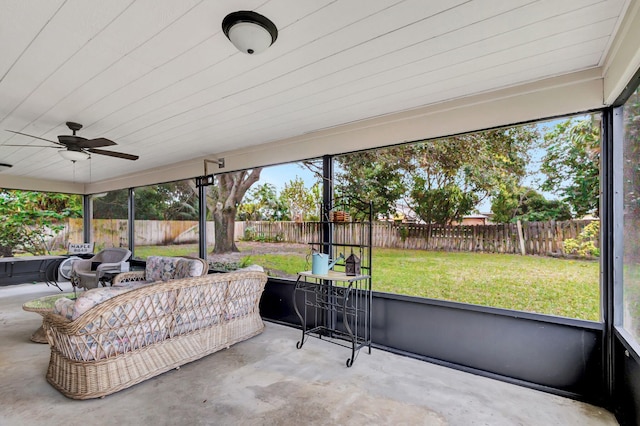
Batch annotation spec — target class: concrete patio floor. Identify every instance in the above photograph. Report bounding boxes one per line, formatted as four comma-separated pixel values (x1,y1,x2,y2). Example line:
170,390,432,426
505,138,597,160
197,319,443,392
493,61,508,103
0,281,619,426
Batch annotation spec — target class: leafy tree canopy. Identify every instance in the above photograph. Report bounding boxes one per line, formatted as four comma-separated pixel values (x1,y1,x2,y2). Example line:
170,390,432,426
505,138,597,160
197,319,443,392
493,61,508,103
491,185,572,223
336,125,538,224
280,177,322,221
0,189,81,256
92,181,198,220
335,148,407,219
136,181,198,220
237,182,288,221
91,189,128,219
541,117,600,217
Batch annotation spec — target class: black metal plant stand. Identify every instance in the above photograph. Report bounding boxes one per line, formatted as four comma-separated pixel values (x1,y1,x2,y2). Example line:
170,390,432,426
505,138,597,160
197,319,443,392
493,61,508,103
293,197,372,367
294,271,371,367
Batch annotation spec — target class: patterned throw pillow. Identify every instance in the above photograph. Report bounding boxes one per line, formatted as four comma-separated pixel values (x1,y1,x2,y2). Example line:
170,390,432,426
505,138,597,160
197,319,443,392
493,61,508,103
54,298,75,320
145,256,180,282
71,287,133,320
174,258,204,279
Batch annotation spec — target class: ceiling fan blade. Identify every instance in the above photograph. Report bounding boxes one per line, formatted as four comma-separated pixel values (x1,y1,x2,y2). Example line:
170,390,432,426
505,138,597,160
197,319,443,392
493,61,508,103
78,137,117,148
5,130,64,146
1,144,58,148
87,148,139,161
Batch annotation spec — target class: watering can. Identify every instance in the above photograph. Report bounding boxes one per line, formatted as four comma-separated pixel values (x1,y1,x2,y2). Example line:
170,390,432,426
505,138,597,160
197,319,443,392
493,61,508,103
311,251,344,275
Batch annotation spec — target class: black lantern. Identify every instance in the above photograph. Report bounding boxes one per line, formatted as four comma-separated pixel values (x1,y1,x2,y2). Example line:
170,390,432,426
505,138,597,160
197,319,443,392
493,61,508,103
345,253,361,276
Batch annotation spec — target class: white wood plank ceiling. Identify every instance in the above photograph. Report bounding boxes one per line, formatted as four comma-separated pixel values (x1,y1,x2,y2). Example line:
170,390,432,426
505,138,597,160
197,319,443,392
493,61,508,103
0,0,631,187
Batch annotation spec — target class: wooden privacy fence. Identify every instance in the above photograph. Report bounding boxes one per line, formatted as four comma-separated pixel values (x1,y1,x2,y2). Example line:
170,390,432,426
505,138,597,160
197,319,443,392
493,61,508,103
239,221,321,244
51,219,214,250
51,218,595,256
238,220,597,256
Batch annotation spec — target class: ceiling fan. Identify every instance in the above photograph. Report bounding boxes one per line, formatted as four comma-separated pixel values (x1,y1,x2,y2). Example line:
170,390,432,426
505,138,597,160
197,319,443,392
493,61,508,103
4,122,139,161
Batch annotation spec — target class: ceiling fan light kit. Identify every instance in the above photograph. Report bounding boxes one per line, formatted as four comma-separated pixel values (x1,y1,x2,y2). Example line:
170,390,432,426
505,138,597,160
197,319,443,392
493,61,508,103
222,11,277,55
58,149,90,161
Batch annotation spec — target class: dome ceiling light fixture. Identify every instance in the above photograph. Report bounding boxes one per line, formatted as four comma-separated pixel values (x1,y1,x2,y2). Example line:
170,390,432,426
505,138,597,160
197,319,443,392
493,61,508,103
59,149,90,162
222,11,278,55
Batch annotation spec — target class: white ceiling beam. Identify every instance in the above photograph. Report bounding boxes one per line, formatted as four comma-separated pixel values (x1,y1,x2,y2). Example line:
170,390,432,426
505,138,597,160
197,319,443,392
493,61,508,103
0,174,84,194
73,68,603,195
603,0,640,104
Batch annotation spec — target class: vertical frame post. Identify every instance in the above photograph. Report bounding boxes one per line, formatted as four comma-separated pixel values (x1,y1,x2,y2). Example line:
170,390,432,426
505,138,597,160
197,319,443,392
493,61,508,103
600,107,614,402
199,181,208,261
128,188,135,257
322,155,334,330
601,105,623,405
82,194,91,244
322,155,333,255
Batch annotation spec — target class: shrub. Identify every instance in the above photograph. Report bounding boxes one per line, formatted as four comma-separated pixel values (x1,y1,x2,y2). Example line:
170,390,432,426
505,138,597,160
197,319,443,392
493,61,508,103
241,226,283,243
242,226,257,241
398,226,409,242
563,221,600,257
208,256,254,272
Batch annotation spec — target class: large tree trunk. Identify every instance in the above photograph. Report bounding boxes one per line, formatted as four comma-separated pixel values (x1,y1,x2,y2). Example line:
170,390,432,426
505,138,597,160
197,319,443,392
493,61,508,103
213,206,239,252
208,168,262,254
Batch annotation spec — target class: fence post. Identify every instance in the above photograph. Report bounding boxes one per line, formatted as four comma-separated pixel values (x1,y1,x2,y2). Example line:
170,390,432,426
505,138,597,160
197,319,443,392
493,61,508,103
516,219,526,255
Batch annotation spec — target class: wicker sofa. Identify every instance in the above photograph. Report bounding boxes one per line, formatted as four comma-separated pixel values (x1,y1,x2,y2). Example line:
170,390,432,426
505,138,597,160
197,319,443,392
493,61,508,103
42,267,268,399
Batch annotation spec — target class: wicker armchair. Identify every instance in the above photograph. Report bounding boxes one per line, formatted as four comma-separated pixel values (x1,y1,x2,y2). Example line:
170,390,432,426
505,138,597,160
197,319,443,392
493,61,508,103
70,248,131,289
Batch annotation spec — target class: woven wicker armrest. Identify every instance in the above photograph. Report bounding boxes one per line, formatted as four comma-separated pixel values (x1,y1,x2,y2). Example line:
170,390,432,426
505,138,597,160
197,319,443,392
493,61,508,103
113,270,146,285
72,258,92,273
42,311,72,327
42,280,179,361
42,311,72,345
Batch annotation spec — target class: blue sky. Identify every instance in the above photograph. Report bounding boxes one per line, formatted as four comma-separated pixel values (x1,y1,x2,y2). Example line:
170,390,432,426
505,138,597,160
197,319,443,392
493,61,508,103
258,162,318,192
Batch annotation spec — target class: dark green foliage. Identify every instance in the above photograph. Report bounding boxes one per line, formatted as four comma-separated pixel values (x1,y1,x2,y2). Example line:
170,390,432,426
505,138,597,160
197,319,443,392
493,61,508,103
491,186,572,223
91,189,128,219
541,118,600,217
335,148,407,219
237,183,288,221
0,189,82,256
92,181,198,220
135,181,199,220
280,177,321,221
336,126,538,224
410,180,478,225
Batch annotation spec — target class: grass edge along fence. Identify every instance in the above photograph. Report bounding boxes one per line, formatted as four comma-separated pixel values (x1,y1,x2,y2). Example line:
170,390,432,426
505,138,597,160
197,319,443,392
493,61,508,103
239,219,597,257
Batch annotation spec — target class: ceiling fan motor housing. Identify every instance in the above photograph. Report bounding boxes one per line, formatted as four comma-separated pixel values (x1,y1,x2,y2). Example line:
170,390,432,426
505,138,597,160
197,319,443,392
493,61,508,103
66,122,83,134
57,135,87,146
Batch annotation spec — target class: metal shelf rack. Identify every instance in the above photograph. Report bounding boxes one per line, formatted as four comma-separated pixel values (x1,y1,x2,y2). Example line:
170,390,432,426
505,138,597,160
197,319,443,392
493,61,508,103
293,197,372,367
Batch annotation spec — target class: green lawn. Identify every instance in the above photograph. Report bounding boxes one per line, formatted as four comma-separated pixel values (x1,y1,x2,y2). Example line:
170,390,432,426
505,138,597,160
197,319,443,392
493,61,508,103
131,244,600,321
375,249,599,320
133,244,199,259
249,248,600,321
